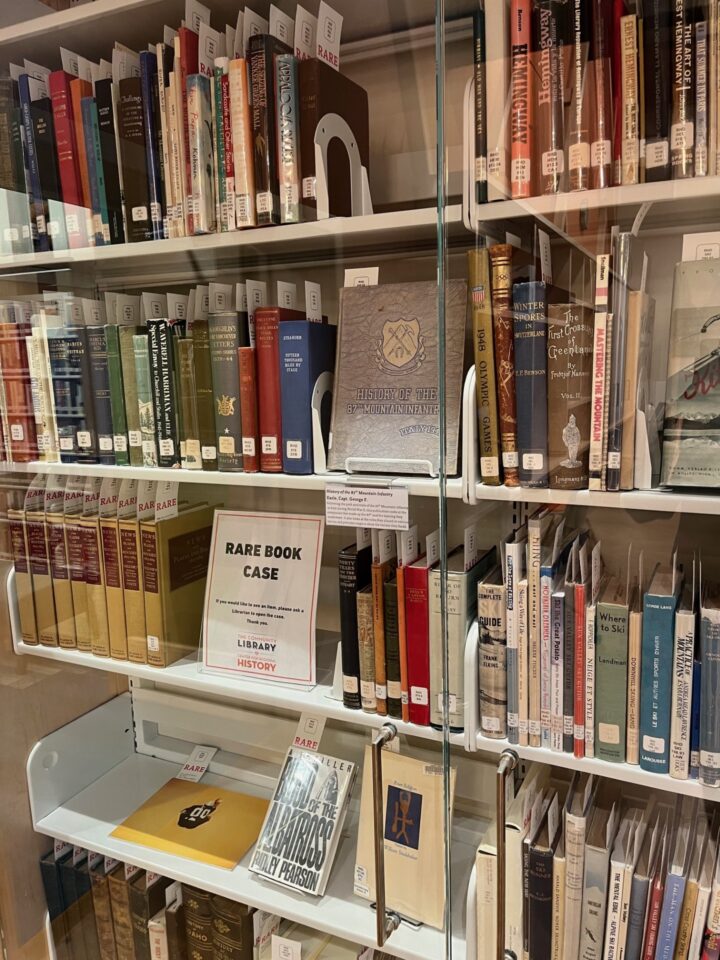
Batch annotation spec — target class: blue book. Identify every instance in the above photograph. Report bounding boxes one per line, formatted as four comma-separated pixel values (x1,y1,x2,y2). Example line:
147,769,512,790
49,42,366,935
17,73,49,251
655,873,686,960
139,50,164,240
539,528,574,749
700,595,720,787
690,658,701,778
640,565,680,773
512,280,548,488
81,97,109,246
279,320,336,474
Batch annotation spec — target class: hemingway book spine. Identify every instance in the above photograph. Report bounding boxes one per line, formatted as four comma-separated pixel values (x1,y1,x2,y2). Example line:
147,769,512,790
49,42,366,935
118,325,144,466
478,579,507,738
384,577,402,719
95,78,125,244
671,0,696,179
489,243,519,485
47,513,76,648
238,345,259,472
468,247,500,484
356,585,376,713
0,322,39,462
120,518,147,664
139,50,164,240
513,280,548,488
208,312,243,471
228,57,256,229
533,0,566,194
547,304,593,489
26,511,58,646
404,563,431,725
190,316,218,470
117,76,153,242
510,0,534,198
590,0,614,188
187,73,216,235
255,310,285,473
133,333,158,467
338,546,367,710
81,96,110,245
100,517,128,660
9,510,37,643
147,319,180,468
473,5,488,204
275,53,300,224
87,325,115,464
249,33,290,226
105,324,129,466
48,70,85,247
643,0,672,181
566,0,592,192
620,15,640,185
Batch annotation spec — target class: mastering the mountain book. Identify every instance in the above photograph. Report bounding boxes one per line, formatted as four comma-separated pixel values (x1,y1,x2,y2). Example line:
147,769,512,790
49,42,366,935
327,280,467,475
249,747,356,896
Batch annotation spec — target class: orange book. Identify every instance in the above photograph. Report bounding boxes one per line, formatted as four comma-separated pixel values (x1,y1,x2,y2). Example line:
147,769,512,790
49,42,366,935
69,78,92,214
510,0,534,198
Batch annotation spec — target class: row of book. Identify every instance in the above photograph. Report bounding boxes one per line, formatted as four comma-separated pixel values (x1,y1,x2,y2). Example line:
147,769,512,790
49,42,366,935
474,507,720,788
0,283,335,476
472,0,720,203
478,769,720,960
0,1,369,255
470,235,653,492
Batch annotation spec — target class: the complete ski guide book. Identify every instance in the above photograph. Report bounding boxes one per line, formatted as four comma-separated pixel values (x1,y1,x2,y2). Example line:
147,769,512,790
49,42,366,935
201,509,324,684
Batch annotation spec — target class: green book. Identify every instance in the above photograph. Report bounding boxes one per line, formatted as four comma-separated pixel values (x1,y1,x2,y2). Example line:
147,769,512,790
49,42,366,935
174,337,202,469
105,324,129,466
190,316,218,471
119,325,144,467
594,576,630,763
132,333,158,468
383,576,401,719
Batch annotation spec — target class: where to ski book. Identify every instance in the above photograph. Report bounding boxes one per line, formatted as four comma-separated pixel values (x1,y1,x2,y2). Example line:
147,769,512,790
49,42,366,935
249,747,356,897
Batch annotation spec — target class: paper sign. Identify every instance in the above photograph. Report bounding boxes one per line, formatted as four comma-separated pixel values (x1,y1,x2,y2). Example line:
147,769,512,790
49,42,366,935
538,228,552,284
272,936,301,960
325,484,409,530
60,48,80,77
294,5,318,59
177,745,218,781
276,280,297,309
304,281,322,321
154,482,179,520
293,713,326,751
269,5,294,44
244,8,269,53
54,838,72,860
344,267,379,287
236,282,248,314
246,280,267,345
202,511,325,685
356,527,371,551
316,1,342,70
682,231,720,261
209,281,233,314
185,0,211,33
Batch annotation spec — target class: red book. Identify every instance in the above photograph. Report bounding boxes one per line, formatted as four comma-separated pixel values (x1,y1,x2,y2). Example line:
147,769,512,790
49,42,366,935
404,557,433,726
510,0,534,198
641,870,665,960
238,346,259,472
178,26,199,235
573,581,586,758
611,0,627,185
0,322,38,462
49,70,86,248
703,932,720,960
255,307,305,472
69,78,92,220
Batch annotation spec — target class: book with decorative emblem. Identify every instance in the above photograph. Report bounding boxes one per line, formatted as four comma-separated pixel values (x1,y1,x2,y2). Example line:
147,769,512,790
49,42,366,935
208,311,244,472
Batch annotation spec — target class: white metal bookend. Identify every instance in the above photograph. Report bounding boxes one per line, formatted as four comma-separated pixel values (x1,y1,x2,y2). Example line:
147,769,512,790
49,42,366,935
314,113,373,220
462,365,479,504
463,619,480,753
311,370,334,475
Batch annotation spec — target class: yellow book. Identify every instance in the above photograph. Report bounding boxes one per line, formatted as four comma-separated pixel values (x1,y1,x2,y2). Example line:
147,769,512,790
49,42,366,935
111,778,268,869
47,513,76,649
8,506,37,644
140,503,215,667
119,516,147,664
100,516,128,660
25,507,58,647
65,516,90,652
77,515,110,658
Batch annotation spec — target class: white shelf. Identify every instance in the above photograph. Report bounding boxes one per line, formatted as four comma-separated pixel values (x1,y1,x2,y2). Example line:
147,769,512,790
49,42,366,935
2,459,462,499
473,482,720,516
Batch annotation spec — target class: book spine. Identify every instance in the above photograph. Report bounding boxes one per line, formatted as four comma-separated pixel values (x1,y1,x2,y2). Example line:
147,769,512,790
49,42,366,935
25,333,55,462
517,577,529,745
473,6,488,204
238,346,259,472
221,71,235,230
700,612,720,787
175,337,202,469
689,886,712,959
644,0,672,180
690,657,701,778
338,550,363,710
133,333,158,467
120,520,147,663
117,76,153,242
182,887,214,960
279,325,314,475
540,568,552,748
228,58,256,228
140,51,164,240
397,564,410,723
147,320,180,468
506,546,520,744
105,325,129,466
696,19,709,176
671,0,696,179
639,594,677,773
255,313,283,473
567,0,592,192
69,79,92,234
479,580,507,738
489,244,519,485
190,317,218,470
626,611,641,765
65,519,89,650
187,74,216,235
166,69,184,237
156,44,174,236
141,522,168,668
510,0,534,198
589,258,609,490
48,71,85,247
47,515,76,648
100,518,127,660
83,97,110,244
528,526,542,747
590,0,614,188
356,587,376,713
551,851,565,960
564,814,587,960
600,310,613,491
87,326,115,465
595,601,629,763
384,577,402,719
430,569,468,730
655,875,686,960
372,562,389,717
513,280,548,488
0,324,38,461
80,518,110,657
486,0,511,200
79,96,103,243
9,512,38,642
528,848,554,960
620,15,640,185
404,564,431,725
675,882,699,959
179,28,199,235
468,247,500,484
550,590,564,752
18,76,49,251
208,314,243,471
89,870,116,960
118,326,144,466
108,874,137,960
213,63,227,232
275,53,300,224
563,586,575,753
249,37,281,225
533,0,565,194
611,0,625,184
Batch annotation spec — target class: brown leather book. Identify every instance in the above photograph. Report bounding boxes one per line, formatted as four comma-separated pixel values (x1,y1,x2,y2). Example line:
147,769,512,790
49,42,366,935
165,898,187,960
181,885,213,960
210,894,254,960
128,872,172,960
298,58,369,220
488,244,519,486
90,860,119,960
0,321,39,462
254,307,305,472
107,866,137,960
546,303,594,489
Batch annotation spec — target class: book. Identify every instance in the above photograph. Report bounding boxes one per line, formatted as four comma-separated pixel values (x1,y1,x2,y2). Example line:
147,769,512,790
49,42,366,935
118,324,144,467
566,0,592,192
625,808,666,960
208,311,244,472
671,0,696,179
89,857,116,960
643,0,672,181
489,244,519,485
528,509,558,746
541,525,574,749
356,584,376,713
249,33,291,226
338,540,372,710
18,73,50,252
119,508,147,664
69,76,93,238
673,814,706,959
603,810,640,960
48,70,86,248
213,59,231,233
81,95,109,246
108,865,138,960
165,895,186,960
112,777,268,868
550,585,566,753
95,77,125,244
0,320,38,461
506,526,528,745
640,563,682,773
620,15,640,185
105,324,129,466
189,313,218,470
611,0,626,185
478,565,507,739
528,793,562,959
472,5,488,205
655,798,697,959
700,584,720,787
178,26,199,235
476,821,498,953
371,542,396,718
533,0,566,195
547,304,593,489
506,767,548,955
590,0,614,189
595,576,630,763
139,50,164,241
100,511,127,661
297,58,369,220
148,907,169,960
687,825,715,959
620,292,655,490
404,546,438,726
255,307,304,472
174,337,202,470
129,871,172,960
278,319,336,474
573,544,591,758
626,586,642,765
40,849,72,960
514,280,548,488
86,324,115,464
468,246,500,484
552,837,565,960
486,0,511,200
182,885,213,960
9,504,37,642
327,280,467,475
606,232,631,492
228,57,256,228
589,254,610,490
564,774,596,960
696,18,709,177
275,53,300,224
26,490,59,647
578,796,620,960
510,0,534,199
384,575,401,719
117,76,153,242
661,259,720,487
249,748,356,896
187,73,216,235
238,346,259,472
147,319,180,468
354,747,456,929
563,555,578,754
47,510,75,649
132,333,157,467
670,584,696,780
65,507,90,652
210,895,254,960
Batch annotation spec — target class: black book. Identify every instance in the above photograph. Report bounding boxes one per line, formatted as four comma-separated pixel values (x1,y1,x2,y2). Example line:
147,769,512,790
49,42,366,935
528,804,560,960
473,5,487,204
671,0,696,179
95,78,125,244
643,0,672,181
147,319,180,467
59,853,89,960
249,33,291,226
117,75,152,242
67,324,98,463
39,850,71,960
384,575,402,719
74,858,102,960
87,325,116,465
181,885,214,960
337,541,373,710
30,96,68,249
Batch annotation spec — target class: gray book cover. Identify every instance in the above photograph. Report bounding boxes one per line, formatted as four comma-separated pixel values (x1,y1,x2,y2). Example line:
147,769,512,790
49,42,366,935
327,280,468,475
662,260,720,487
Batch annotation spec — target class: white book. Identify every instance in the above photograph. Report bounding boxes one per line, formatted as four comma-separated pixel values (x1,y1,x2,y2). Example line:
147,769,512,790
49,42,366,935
552,838,566,960
603,817,632,960
476,821,498,955
167,67,187,238
148,909,169,960
563,774,596,960
579,798,619,960
485,0,511,201
688,831,717,959
228,57,256,228
527,510,559,747
670,584,696,780
518,576,529,747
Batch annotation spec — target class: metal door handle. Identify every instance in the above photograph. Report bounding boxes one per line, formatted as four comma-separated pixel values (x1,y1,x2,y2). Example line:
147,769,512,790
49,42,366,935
371,723,401,947
496,749,519,960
